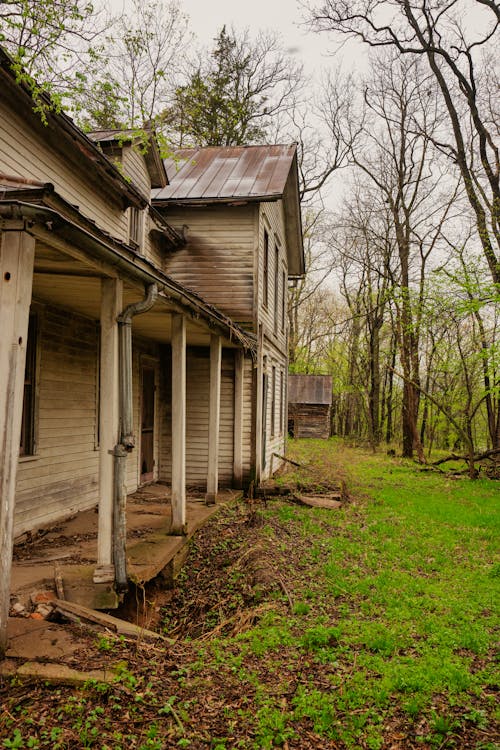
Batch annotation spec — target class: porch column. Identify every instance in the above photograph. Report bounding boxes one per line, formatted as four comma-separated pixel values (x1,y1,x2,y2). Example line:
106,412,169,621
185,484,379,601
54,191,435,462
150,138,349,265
206,334,222,505
0,231,35,656
233,349,244,488
171,313,186,534
94,277,122,583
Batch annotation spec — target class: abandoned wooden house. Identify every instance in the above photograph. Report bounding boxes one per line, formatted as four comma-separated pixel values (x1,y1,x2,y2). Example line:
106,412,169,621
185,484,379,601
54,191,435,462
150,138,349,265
0,50,304,652
288,375,333,439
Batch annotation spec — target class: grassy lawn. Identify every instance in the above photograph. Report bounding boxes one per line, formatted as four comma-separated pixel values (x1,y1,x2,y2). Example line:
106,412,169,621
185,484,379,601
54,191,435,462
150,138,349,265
1,439,498,749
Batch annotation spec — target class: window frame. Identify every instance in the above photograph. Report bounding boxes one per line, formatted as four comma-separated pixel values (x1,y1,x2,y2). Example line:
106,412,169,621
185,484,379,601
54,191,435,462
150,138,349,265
128,206,143,251
274,240,280,333
271,365,276,437
263,228,269,309
19,310,40,457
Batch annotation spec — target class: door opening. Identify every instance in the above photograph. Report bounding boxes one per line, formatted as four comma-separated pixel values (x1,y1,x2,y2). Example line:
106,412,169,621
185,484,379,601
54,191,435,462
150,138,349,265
140,365,155,484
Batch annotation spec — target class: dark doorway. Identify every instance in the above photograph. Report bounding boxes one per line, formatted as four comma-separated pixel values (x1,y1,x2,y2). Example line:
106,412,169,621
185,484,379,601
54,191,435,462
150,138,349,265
140,365,155,484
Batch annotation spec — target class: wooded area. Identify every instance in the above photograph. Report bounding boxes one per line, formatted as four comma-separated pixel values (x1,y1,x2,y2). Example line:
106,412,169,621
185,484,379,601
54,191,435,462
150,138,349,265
1,0,498,477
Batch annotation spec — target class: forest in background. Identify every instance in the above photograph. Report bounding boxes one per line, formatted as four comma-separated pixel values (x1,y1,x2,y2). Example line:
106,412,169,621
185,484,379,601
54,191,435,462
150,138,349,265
1,0,498,474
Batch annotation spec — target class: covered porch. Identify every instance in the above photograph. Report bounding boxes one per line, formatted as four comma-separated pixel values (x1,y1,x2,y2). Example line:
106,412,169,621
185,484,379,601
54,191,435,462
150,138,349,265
11,484,240,611
1,203,254,651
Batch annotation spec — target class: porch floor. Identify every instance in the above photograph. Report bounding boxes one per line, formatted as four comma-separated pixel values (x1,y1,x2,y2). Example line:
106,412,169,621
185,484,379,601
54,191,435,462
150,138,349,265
11,485,240,610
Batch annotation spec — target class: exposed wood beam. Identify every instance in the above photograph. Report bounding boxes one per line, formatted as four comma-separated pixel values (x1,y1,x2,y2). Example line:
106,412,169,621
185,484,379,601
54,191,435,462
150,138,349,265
94,278,123,583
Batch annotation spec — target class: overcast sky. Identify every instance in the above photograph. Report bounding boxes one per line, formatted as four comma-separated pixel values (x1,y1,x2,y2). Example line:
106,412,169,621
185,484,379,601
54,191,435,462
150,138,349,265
179,0,334,73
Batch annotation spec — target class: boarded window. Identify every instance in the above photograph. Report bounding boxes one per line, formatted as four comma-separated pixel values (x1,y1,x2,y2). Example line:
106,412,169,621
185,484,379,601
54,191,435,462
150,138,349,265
280,369,284,435
129,207,143,250
271,365,276,437
20,313,37,456
281,268,286,332
263,229,269,308
274,242,280,332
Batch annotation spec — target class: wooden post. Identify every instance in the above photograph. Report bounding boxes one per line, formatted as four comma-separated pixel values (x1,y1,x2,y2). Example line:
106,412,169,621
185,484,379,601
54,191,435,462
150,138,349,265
171,313,186,534
233,349,244,488
94,278,122,584
0,231,35,656
206,334,221,504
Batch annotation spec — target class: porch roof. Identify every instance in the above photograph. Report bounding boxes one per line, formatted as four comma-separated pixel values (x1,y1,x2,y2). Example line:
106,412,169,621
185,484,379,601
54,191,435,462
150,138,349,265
0,191,256,356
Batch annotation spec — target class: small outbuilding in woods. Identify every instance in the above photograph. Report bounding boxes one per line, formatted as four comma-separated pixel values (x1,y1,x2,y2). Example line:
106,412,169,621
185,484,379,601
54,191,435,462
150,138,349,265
288,374,332,439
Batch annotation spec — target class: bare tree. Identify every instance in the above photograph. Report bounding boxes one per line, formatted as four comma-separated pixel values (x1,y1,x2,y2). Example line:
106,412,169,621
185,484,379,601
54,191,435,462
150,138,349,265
72,0,190,132
306,0,500,285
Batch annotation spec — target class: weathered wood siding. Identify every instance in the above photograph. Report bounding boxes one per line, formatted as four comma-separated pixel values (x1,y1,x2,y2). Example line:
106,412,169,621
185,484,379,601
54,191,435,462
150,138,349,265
261,339,288,479
163,206,256,326
288,404,331,439
159,346,237,487
14,305,99,536
0,100,128,241
241,355,254,484
257,202,289,479
125,342,161,492
258,201,288,355
121,145,150,199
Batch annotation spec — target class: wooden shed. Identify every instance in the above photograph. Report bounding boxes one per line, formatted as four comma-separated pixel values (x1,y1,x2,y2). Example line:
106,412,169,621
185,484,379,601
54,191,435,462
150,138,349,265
288,375,333,439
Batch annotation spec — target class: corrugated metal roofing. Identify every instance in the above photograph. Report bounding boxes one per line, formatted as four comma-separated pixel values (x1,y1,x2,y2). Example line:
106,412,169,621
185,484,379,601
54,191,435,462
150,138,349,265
288,375,333,405
153,144,297,202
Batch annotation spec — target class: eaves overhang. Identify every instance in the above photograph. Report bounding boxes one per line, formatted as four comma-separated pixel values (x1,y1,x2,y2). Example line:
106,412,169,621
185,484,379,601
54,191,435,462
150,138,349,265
0,199,256,358
0,48,148,210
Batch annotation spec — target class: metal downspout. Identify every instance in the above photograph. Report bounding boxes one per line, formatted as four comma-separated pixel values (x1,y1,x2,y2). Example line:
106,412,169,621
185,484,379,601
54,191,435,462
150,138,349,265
114,283,158,591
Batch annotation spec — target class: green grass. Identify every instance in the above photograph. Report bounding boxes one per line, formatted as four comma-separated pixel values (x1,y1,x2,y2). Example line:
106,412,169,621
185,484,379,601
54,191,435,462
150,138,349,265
208,439,500,748
1,439,498,749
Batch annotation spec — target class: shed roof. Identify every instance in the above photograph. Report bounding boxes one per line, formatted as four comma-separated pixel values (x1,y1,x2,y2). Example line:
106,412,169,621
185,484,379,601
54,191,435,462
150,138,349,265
288,375,333,405
153,144,297,202
152,144,305,277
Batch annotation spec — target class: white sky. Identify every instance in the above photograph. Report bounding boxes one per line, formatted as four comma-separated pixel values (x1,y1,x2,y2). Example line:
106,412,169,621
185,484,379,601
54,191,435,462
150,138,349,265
110,0,344,76
179,0,334,74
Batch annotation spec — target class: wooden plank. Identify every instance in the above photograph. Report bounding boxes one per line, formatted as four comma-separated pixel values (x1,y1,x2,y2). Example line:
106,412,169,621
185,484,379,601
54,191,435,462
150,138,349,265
95,278,122,581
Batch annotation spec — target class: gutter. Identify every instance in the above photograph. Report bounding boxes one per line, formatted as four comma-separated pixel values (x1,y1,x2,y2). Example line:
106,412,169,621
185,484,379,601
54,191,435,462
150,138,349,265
113,284,159,591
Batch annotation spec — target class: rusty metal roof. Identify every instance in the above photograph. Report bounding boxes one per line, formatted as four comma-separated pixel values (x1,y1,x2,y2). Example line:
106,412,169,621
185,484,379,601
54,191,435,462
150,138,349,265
152,144,297,203
288,375,333,405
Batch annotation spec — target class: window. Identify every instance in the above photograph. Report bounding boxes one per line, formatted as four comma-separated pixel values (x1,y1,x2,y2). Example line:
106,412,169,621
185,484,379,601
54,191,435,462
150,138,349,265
20,313,38,456
281,268,286,332
271,365,276,437
263,229,269,308
129,207,143,250
274,242,280,332
279,369,284,435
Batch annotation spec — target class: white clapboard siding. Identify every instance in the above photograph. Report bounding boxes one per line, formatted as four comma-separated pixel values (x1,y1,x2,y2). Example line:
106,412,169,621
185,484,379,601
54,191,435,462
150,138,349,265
0,102,128,241
121,146,151,199
258,201,288,355
14,305,99,536
164,206,256,325
256,202,289,479
260,339,287,481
